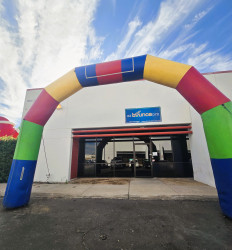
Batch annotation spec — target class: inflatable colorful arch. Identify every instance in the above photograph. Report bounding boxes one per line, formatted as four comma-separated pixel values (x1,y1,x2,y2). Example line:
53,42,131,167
3,55,232,218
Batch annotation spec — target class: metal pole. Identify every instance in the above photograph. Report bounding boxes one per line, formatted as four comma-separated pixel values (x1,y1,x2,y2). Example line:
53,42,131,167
113,137,115,177
95,138,97,177
133,137,136,178
150,137,153,177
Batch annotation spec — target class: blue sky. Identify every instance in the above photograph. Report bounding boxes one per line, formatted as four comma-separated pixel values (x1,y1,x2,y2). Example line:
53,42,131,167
0,0,231,125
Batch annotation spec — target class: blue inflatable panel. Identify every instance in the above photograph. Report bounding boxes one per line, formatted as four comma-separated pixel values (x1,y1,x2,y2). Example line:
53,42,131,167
3,159,37,208
121,55,146,82
75,64,98,87
211,158,232,218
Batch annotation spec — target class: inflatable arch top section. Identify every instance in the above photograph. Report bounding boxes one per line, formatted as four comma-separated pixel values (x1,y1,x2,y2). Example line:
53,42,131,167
3,55,232,218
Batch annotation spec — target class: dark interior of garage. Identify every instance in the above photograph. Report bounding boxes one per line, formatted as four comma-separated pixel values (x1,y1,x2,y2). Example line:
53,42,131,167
71,125,193,178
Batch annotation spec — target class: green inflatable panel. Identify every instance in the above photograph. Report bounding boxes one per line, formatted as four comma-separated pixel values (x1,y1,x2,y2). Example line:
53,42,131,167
201,101,232,159
14,120,43,161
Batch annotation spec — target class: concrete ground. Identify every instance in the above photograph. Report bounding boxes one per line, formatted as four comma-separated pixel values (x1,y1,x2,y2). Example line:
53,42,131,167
0,178,218,200
1,178,231,250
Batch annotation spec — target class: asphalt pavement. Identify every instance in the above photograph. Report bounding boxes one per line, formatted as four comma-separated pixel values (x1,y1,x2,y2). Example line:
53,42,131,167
0,197,231,250
0,178,231,249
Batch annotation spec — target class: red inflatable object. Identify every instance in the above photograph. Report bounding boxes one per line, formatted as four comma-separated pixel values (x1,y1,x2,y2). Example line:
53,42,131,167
0,116,19,138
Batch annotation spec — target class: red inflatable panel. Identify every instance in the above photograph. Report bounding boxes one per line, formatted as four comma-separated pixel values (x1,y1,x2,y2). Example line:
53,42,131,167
24,89,59,126
0,116,19,138
96,60,122,85
0,123,18,138
176,67,230,114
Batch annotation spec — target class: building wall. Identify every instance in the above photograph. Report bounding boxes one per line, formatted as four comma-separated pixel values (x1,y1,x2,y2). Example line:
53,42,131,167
21,72,232,185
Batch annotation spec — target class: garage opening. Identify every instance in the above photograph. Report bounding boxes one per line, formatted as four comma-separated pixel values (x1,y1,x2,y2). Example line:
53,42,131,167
71,125,193,178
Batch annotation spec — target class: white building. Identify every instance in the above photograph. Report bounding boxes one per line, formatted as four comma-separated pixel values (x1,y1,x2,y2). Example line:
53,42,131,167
22,71,232,186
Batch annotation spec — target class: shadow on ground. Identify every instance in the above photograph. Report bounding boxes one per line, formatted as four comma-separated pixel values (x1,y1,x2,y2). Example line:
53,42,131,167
0,198,231,250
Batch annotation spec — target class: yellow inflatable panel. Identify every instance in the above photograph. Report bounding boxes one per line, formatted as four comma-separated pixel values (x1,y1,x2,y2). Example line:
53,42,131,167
144,55,192,88
45,69,82,102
